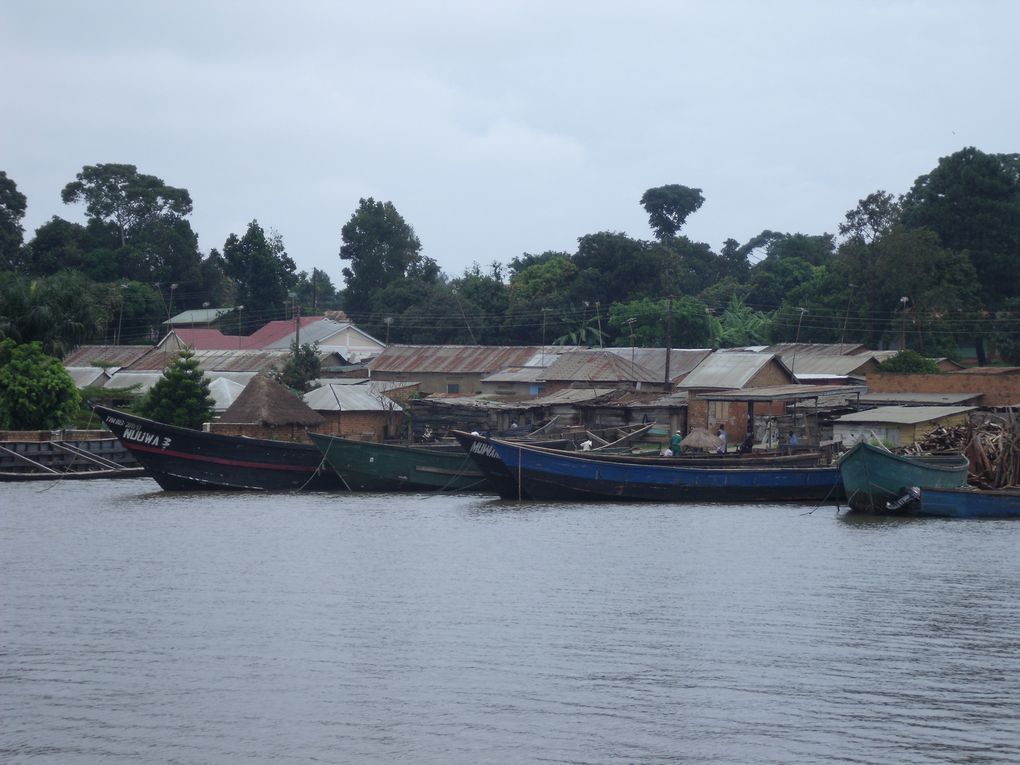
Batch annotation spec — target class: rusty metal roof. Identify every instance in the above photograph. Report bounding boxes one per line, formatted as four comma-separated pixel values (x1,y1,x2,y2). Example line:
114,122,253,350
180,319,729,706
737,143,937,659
482,366,547,383
698,384,865,402
368,345,541,374
543,350,660,383
123,348,289,373
604,348,712,381
62,344,153,367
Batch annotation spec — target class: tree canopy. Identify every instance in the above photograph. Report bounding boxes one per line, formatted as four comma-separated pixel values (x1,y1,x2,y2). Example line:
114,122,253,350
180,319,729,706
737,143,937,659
139,347,215,429
0,339,81,429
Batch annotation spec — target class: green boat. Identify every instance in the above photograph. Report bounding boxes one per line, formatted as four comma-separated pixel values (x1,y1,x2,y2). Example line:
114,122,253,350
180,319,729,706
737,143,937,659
837,441,970,513
308,432,491,493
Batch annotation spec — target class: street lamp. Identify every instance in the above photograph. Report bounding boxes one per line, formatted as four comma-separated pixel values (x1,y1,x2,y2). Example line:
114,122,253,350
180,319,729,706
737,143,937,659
624,317,637,380
899,296,910,350
237,305,244,348
167,283,178,324
790,308,807,375
116,283,128,345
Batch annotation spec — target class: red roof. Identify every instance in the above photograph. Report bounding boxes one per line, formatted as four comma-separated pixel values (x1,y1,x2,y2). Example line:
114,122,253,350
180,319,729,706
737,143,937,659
174,317,320,350
245,317,320,347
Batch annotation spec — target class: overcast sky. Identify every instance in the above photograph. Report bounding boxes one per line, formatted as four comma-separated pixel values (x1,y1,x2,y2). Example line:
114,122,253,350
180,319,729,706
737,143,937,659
4,1,1018,286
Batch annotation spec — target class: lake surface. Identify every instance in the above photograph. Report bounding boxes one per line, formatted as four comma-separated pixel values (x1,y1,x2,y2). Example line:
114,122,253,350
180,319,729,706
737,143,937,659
2,479,1019,764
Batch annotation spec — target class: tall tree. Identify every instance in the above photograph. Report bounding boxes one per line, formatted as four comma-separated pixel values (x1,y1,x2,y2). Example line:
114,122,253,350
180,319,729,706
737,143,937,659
0,171,28,270
640,184,705,240
339,198,437,320
900,148,1020,363
222,221,297,328
61,163,193,247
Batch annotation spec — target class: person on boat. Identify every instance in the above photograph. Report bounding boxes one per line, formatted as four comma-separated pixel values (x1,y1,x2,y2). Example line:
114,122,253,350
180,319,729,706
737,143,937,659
788,431,798,446
670,430,683,454
738,432,754,454
660,447,674,457
716,424,727,453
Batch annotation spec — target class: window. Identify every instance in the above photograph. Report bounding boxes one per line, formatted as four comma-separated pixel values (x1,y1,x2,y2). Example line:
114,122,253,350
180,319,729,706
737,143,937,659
447,383,460,394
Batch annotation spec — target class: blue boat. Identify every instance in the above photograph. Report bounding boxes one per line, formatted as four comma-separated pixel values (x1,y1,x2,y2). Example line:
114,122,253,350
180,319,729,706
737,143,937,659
919,487,1020,518
453,430,844,503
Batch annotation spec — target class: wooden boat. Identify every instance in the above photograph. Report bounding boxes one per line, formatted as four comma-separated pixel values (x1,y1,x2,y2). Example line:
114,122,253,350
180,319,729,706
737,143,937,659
93,405,343,492
308,432,491,493
452,430,845,503
917,487,1020,518
0,436,145,481
837,441,970,513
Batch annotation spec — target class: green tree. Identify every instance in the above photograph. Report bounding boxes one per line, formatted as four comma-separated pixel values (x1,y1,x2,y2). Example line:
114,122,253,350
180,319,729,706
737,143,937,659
0,271,108,356
339,198,437,319
275,342,322,392
877,349,941,374
607,297,714,348
61,163,193,247
640,184,705,240
139,347,215,429
0,171,28,270
716,295,772,347
0,339,81,429
900,148,1020,364
222,221,297,328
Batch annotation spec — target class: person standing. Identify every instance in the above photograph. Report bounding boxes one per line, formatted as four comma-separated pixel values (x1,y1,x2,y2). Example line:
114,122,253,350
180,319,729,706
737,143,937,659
716,424,727,453
670,430,683,454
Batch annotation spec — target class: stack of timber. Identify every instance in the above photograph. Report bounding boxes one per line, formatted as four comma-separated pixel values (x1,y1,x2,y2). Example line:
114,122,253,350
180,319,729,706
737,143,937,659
902,415,1020,489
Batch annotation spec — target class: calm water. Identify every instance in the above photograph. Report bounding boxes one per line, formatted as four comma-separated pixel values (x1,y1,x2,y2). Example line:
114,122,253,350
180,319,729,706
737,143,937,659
1,479,1018,765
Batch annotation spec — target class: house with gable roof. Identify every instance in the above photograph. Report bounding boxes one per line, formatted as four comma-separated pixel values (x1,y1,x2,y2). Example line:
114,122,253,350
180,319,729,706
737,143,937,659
679,351,796,435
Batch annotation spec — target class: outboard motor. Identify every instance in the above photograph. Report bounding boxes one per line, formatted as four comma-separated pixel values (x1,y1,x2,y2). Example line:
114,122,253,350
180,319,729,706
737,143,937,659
886,486,921,511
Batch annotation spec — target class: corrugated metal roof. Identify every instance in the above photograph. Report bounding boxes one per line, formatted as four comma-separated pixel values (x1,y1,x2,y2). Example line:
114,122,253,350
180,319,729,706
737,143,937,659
859,392,983,406
368,345,541,374
531,388,618,405
835,405,976,425
303,384,402,413
62,344,153,367
165,308,231,325
123,349,289,372
208,377,246,412
700,384,865,402
481,366,547,383
103,372,163,392
782,355,882,375
604,348,712,381
542,351,660,383
679,352,791,390
65,367,110,388
765,342,868,356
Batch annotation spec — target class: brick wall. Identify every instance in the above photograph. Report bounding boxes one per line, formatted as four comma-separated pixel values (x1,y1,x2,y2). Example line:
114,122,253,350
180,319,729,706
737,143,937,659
868,371,1020,406
208,422,314,443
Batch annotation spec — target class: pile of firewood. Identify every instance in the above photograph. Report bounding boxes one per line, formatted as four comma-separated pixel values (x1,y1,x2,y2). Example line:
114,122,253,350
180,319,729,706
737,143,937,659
903,415,1020,488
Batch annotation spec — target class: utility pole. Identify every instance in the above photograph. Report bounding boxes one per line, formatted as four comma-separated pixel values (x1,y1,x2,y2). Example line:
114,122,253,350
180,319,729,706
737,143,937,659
664,296,673,385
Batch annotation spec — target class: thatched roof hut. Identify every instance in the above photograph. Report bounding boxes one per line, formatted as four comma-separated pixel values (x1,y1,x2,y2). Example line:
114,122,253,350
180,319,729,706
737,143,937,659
220,374,324,427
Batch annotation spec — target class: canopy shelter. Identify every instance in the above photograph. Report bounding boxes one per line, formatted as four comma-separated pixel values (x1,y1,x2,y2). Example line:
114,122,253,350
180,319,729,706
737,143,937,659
695,384,865,446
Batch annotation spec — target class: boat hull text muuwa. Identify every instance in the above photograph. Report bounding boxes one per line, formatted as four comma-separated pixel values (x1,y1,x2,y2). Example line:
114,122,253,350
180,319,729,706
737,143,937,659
94,405,342,491
453,431,844,503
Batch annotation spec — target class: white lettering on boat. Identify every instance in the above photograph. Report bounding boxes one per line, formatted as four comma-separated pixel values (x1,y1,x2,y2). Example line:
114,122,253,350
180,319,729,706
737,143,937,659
470,441,500,459
123,427,172,449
